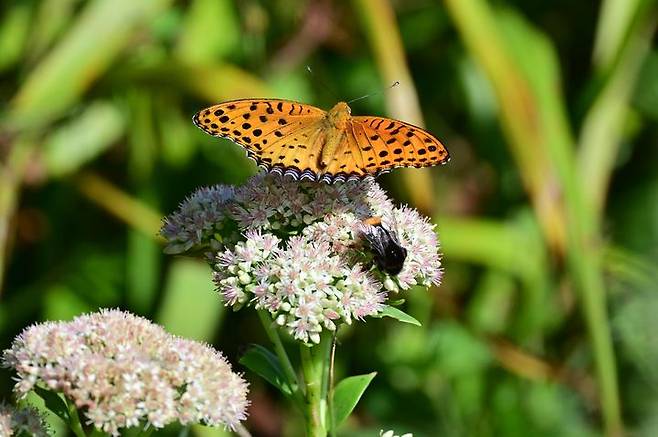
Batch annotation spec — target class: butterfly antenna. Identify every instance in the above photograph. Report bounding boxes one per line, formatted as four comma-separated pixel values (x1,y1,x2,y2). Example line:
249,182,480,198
306,65,340,100
347,81,400,104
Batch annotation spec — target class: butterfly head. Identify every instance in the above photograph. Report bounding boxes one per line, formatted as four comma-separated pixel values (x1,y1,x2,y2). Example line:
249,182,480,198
327,102,352,129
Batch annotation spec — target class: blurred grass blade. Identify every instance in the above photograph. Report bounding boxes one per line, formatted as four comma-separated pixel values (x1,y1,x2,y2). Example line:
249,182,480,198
438,215,542,280
579,7,656,214
438,213,554,338
592,0,652,70
8,0,170,129
26,0,79,62
156,258,224,341
127,228,160,314
157,98,197,167
0,139,34,295
42,101,125,177
442,0,569,252
183,63,270,102
175,0,239,65
0,2,32,72
467,270,514,334
75,172,163,238
442,0,622,433
354,0,436,214
634,51,658,120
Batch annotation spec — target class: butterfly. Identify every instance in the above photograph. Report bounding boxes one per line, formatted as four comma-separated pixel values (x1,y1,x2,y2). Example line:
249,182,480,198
193,99,449,183
360,216,407,275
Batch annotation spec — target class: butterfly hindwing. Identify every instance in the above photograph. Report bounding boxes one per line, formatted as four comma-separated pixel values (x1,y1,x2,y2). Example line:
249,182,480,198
350,116,449,173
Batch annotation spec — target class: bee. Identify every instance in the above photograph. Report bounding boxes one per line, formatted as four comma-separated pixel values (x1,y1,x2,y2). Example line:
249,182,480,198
360,216,407,275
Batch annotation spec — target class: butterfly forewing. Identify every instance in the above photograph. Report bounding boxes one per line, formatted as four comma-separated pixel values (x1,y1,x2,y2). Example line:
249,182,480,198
193,99,326,177
350,116,449,173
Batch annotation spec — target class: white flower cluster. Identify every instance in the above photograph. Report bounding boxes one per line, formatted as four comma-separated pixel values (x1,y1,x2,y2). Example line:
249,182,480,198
161,174,443,343
0,402,49,437
2,309,249,436
215,230,385,344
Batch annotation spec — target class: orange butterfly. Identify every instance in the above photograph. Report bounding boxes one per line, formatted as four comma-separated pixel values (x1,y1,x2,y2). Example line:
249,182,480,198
193,99,449,183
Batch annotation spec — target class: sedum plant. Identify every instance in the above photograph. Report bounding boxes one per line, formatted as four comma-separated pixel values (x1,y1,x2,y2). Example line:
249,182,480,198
161,173,442,436
2,309,249,436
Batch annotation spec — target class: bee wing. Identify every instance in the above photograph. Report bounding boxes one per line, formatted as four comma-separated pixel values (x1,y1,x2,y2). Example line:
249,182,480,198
358,223,387,255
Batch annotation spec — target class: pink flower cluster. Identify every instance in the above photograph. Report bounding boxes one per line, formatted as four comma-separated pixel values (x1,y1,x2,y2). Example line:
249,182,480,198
215,230,385,344
161,174,443,343
2,309,249,436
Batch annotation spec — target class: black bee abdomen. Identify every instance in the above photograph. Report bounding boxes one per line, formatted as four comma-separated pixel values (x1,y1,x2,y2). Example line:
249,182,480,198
374,236,407,275
361,223,408,275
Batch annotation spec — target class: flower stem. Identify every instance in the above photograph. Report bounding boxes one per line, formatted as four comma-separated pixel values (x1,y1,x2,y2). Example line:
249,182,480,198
65,397,87,437
137,427,154,437
257,310,302,402
327,332,338,437
300,333,332,437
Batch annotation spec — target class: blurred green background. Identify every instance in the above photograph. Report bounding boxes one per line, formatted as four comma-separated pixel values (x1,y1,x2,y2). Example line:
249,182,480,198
0,0,657,436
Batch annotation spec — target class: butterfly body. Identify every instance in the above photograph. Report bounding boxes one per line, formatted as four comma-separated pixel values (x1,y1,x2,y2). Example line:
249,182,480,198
319,102,351,167
194,98,449,183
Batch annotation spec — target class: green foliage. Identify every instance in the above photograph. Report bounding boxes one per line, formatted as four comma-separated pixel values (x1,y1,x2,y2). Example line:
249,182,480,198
376,305,422,326
240,344,295,397
331,372,377,430
0,0,656,435
33,387,69,424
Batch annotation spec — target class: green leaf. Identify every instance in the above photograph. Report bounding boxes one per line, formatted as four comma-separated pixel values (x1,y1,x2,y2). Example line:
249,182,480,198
33,387,69,423
331,372,377,429
239,344,293,396
378,305,422,326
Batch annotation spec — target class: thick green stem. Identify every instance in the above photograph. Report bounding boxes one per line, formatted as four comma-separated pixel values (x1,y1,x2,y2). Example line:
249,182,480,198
65,397,88,437
300,333,332,437
327,332,338,437
257,310,302,403
137,427,154,437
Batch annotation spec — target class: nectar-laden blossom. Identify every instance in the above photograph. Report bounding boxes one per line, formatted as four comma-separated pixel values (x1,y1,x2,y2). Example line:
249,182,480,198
0,402,49,437
214,230,386,343
2,309,249,436
161,174,442,343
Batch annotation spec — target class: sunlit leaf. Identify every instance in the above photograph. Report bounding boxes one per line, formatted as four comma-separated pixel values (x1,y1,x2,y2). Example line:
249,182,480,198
376,305,421,326
331,372,377,429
